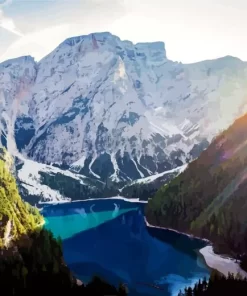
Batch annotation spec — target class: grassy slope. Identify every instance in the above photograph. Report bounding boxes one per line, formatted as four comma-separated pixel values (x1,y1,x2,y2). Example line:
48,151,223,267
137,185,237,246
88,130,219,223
145,113,247,256
0,148,43,248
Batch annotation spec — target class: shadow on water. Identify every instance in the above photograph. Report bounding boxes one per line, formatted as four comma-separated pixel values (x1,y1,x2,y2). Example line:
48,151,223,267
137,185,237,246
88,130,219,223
43,200,210,296
147,226,207,257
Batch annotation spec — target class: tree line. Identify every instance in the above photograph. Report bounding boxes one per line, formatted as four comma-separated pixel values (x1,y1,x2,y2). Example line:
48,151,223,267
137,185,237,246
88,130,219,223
179,271,247,296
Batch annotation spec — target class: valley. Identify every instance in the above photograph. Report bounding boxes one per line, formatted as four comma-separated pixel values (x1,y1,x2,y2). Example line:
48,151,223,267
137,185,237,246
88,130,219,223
1,31,247,295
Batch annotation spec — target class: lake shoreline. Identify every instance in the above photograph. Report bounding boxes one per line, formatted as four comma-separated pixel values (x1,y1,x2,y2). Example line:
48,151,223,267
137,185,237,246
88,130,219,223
144,217,247,279
199,246,247,278
39,196,148,205
144,217,210,243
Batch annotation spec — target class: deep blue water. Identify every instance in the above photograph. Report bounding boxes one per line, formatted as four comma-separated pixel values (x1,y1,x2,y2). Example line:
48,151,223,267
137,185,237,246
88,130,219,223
42,199,210,296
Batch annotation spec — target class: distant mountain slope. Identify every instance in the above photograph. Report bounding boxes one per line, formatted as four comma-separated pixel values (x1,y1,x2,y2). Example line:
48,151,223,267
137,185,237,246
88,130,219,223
1,32,247,184
0,148,43,248
15,155,186,204
16,157,104,204
145,112,247,257
121,164,187,201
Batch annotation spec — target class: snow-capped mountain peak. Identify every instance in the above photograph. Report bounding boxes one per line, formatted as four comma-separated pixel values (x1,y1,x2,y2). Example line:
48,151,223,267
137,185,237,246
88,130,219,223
1,32,247,183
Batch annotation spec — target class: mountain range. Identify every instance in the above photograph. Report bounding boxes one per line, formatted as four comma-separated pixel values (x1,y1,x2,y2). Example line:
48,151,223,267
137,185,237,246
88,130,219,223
1,32,247,203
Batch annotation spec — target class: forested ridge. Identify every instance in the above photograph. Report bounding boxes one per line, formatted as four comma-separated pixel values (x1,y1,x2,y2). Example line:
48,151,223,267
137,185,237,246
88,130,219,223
145,112,247,261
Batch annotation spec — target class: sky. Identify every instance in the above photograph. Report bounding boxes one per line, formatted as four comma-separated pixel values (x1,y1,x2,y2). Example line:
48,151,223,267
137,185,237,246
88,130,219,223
0,0,246,63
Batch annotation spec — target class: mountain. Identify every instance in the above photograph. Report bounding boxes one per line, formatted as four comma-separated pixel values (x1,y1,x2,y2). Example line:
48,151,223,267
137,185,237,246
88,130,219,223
1,32,247,202
145,112,247,258
0,147,43,249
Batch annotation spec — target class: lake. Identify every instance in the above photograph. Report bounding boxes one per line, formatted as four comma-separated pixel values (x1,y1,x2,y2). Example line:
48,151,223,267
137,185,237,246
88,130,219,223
42,198,210,296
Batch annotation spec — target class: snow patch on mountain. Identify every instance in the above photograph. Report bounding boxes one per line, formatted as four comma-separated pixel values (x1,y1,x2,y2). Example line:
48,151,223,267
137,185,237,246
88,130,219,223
70,156,86,172
127,164,188,186
17,158,99,203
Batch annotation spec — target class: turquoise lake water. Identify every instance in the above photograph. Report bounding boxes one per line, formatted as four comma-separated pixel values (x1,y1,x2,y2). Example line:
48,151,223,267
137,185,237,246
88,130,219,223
45,207,138,239
42,199,210,296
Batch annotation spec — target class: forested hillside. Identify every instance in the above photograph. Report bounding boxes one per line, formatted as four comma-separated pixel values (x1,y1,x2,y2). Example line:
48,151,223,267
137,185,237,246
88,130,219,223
145,112,247,259
0,148,43,249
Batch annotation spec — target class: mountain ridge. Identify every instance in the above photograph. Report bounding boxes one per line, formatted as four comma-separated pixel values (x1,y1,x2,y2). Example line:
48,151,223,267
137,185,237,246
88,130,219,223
1,32,244,66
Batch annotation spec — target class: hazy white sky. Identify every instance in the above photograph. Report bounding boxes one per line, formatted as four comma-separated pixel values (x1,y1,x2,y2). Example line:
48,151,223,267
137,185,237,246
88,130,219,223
0,0,246,63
